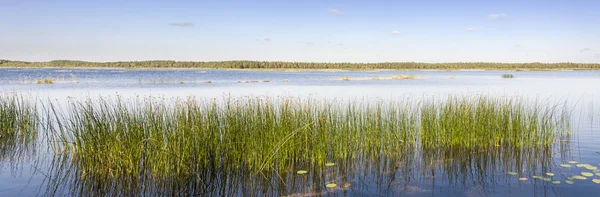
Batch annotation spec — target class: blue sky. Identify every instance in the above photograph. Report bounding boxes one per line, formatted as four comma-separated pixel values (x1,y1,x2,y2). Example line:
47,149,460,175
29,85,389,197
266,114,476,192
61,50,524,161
1,0,599,63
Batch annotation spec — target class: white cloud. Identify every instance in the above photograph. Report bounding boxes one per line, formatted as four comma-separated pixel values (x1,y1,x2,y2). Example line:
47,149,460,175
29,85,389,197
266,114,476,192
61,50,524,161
169,22,194,27
488,13,508,20
467,28,475,32
392,30,400,35
328,9,343,15
581,48,591,52
264,38,271,41
306,42,314,45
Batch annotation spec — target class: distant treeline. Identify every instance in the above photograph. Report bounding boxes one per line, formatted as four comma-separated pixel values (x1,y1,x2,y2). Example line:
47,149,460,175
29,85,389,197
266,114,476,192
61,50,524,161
2,60,600,70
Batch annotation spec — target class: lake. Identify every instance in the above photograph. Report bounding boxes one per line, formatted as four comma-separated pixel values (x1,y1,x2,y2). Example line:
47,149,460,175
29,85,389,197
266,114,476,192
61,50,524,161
0,68,599,196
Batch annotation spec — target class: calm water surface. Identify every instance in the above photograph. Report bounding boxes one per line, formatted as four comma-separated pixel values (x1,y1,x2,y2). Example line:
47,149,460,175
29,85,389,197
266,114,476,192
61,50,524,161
0,68,599,196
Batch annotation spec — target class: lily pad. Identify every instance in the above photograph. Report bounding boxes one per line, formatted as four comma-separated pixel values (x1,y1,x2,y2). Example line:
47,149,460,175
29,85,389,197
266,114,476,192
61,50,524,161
566,180,575,184
576,164,586,167
596,173,600,176
568,161,578,164
572,175,587,180
582,172,594,177
532,175,541,179
552,181,561,184
546,172,555,176
325,163,335,167
593,179,600,184
586,166,598,170
326,183,337,188
343,183,352,188
519,177,528,181
542,177,552,181
297,170,308,175
508,172,518,175
560,164,572,168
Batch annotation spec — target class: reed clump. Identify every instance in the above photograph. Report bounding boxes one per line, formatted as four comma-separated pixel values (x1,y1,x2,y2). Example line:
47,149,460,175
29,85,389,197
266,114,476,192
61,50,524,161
37,77,55,84
51,95,568,181
420,96,568,150
0,94,38,162
502,74,514,78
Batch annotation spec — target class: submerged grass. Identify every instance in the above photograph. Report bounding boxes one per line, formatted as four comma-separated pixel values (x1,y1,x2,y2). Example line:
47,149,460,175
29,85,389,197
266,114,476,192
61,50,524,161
50,95,569,182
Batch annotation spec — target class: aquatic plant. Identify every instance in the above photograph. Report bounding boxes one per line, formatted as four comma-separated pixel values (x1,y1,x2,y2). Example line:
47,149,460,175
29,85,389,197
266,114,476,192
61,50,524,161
50,95,570,181
37,77,56,84
420,96,568,150
0,93,37,164
502,74,514,78
42,95,572,196
52,96,418,181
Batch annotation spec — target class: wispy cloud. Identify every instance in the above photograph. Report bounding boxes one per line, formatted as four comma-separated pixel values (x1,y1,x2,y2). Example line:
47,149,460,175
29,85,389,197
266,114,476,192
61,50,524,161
392,30,400,35
488,13,508,20
169,22,194,27
264,38,271,41
467,27,475,32
581,48,591,52
306,42,314,45
328,9,343,15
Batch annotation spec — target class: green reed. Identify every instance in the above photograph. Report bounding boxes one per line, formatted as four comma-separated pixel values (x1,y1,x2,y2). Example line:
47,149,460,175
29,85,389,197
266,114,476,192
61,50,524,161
0,93,38,163
50,95,568,183
420,96,569,151
52,97,417,180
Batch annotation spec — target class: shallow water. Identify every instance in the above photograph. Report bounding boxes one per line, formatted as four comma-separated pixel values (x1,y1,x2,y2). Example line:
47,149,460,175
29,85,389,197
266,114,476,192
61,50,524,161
1,68,599,196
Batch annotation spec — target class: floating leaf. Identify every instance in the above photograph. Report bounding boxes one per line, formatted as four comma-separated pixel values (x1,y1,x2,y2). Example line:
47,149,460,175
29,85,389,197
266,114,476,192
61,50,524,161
572,175,587,180
593,179,600,184
297,170,307,175
343,183,351,188
576,164,586,167
532,176,541,179
586,166,598,170
546,172,555,176
326,183,337,188
519,177,528,181
568,161,578,164
566,180,575,184
552,181,561,184
542,177,552,181
508,172,518,175
582,172,594,177
325,163,335,167
560,164,572,168
596,173,600,176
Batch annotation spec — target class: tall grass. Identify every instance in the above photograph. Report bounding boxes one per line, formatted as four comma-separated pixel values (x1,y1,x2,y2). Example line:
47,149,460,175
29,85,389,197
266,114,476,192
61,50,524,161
420,96,568,150
40,95,573,195
49,96,569,181
0,94,38,164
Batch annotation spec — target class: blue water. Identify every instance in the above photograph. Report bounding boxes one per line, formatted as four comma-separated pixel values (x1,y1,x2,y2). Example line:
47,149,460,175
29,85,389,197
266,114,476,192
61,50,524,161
0,68,599,196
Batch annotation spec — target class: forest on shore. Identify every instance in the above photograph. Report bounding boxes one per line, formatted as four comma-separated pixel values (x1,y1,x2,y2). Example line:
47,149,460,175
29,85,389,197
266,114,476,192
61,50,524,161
2,60,600,70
